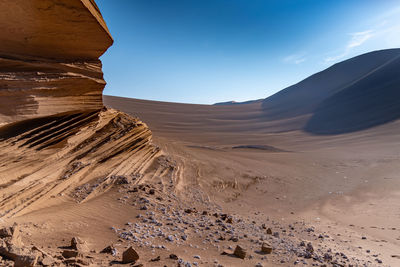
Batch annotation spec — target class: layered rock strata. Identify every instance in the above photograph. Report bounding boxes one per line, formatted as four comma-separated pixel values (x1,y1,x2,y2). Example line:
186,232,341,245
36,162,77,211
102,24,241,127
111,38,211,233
0,1,162,218
0,0,113,124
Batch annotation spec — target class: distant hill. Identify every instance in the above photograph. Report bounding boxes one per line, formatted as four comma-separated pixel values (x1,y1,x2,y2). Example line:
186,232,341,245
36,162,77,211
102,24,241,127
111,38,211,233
106,49,400,136
213,99,262,105
261,48,400,134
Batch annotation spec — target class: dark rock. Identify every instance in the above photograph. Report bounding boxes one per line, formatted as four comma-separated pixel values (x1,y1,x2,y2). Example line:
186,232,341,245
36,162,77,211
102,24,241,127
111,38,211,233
169,254,178,260
122,247,139,263
261,242,273,254
62,250,79,259
233,245,247,259
100,245,117,255
150,255,160,262
71,237,89,252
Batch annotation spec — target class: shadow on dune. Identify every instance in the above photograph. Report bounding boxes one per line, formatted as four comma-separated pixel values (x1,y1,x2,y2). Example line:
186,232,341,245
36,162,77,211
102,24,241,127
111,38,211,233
259,49,400,135
304,53,400,135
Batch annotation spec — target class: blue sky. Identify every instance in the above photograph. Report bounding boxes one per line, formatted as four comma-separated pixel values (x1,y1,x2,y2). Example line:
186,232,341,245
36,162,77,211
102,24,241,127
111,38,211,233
96,0,400,104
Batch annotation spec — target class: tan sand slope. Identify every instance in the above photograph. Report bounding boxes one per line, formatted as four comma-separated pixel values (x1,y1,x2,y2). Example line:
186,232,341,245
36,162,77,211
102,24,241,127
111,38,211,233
104,53,400,264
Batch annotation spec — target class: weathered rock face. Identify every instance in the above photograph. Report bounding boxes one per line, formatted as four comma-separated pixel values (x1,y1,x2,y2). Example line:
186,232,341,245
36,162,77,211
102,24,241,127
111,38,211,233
0,1,162,220
0,0,113,124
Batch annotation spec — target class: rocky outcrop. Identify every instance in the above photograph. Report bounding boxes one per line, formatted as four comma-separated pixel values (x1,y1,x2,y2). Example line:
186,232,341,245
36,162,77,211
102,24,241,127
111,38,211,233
0,1,163,219
0,0,113,124
0,108,160,218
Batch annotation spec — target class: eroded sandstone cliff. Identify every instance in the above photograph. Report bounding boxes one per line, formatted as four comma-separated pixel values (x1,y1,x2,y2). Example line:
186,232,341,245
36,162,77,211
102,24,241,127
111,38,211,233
0,1,163,219
0,0,113,124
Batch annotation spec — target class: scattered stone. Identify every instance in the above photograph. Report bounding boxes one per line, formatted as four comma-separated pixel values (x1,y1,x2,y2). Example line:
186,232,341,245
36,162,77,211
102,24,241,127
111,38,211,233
306,242,314,254
62,250,79,259
41,255,56,267
233,245,247,259
71,237,89,252
100,245,117,255
261,242,273,254
150,255,160,262
266,228,272,235
14,254,39,267
122,246,139,263
185,208,194,214
230,236,239,242
169,254,178,260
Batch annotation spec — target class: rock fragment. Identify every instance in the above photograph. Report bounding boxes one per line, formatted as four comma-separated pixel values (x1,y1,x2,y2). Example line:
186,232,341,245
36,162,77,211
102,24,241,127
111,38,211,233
261,242,273,254
71,237,89,252
100,245,117,255
122,246,139,263
233,245,247,259
169,254,178,260
62,250,79,259
14,254,39,267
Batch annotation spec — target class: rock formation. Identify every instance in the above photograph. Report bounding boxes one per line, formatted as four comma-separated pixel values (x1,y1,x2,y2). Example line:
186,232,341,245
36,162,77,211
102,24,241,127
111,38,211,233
0,0,113,124
0,1,161,219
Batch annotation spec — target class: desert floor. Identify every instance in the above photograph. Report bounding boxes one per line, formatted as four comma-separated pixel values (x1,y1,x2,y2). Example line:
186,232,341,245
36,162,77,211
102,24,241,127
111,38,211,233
0,95,399,266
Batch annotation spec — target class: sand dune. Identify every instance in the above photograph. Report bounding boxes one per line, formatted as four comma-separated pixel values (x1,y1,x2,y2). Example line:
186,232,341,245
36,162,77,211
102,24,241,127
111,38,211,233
104,49,400,265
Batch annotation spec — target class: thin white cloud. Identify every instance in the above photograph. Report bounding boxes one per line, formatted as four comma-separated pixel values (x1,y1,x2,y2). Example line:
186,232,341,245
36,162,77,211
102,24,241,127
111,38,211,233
324,6,400,64
347,30,374,48
324,30,375,63
283,53,306,64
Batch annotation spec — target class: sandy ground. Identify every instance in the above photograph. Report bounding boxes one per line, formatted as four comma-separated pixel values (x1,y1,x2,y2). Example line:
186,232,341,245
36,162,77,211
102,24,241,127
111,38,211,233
106,96,400,266
0,95,399,266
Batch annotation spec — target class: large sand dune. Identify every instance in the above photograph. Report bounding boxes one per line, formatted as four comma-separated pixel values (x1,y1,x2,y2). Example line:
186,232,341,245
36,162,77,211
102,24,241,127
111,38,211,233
104,49,400,265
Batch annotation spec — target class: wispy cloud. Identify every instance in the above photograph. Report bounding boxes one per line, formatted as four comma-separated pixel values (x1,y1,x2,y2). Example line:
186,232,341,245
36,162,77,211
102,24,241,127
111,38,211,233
347,30,374,48
283,53,306,64
324,6,400,64
325,30,375,63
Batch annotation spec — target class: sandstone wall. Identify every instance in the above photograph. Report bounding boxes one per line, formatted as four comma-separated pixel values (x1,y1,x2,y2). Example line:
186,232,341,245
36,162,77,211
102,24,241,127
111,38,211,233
0,0,113,124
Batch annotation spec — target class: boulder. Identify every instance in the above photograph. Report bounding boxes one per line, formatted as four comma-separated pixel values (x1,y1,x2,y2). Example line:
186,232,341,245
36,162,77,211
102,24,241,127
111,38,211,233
122,246,139,263
233,245,247,259
71,237,89,253
169,254,178,260
100,245,117,255
14,254,39,267
62,250,80,259
0,225,23,247
261,242,273,254
41,255,56,267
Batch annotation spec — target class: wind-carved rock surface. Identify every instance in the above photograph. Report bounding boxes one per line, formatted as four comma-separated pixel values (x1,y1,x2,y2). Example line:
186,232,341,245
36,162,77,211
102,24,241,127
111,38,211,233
0,1,162,219
0,0,113,124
